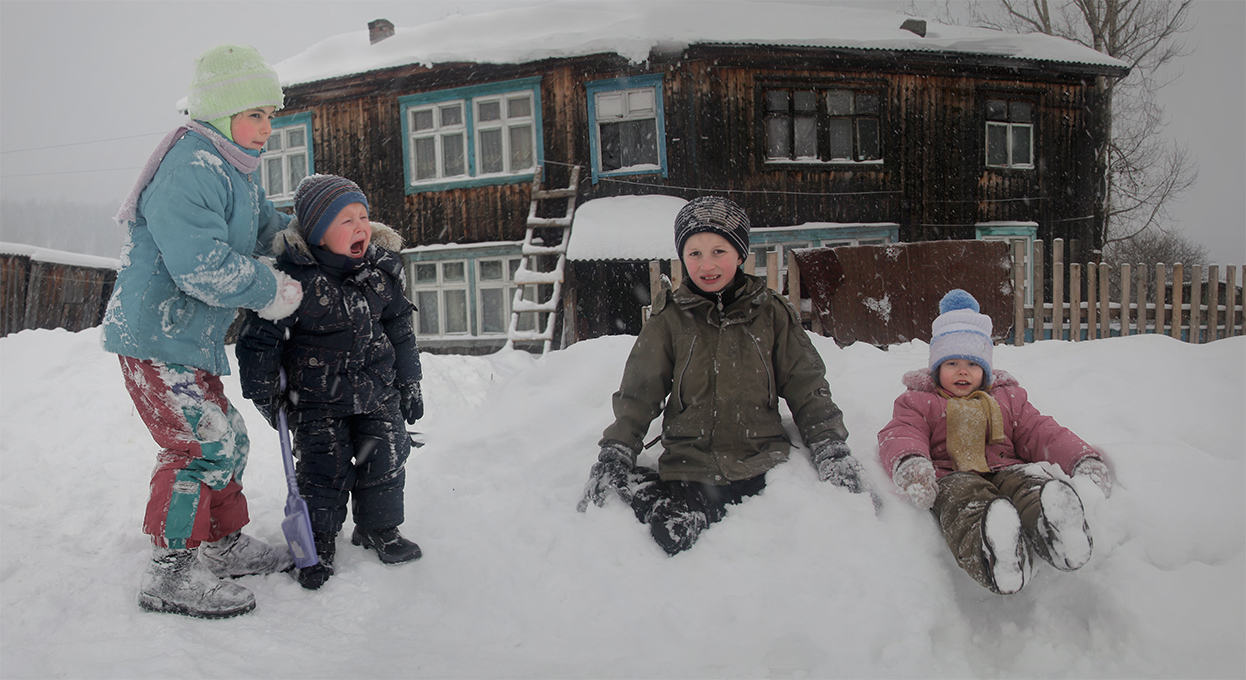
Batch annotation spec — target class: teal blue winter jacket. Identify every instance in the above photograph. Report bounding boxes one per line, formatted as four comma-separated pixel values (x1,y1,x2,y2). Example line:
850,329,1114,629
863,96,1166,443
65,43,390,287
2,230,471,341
100,128,290,375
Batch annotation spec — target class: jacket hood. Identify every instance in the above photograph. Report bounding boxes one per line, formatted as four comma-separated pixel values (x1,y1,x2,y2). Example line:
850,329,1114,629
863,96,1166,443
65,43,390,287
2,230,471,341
271,216,403,260
902,368,1017,394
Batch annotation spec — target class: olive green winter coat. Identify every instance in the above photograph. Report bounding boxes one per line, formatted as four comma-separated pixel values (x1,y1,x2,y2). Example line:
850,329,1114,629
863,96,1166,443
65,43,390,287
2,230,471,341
601,273,848,485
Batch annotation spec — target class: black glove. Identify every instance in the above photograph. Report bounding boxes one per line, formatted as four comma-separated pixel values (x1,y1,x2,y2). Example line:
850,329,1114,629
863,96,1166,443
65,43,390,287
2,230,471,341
576,442,636,512
399,382,424,424
254,391,288,430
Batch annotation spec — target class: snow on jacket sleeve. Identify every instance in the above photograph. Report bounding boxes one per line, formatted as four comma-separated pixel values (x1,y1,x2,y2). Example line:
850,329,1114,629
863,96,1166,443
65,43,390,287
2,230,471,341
600,298,677,456
769,295,847,446
140,155,278,313
877,391,935,479
996,385,1098,474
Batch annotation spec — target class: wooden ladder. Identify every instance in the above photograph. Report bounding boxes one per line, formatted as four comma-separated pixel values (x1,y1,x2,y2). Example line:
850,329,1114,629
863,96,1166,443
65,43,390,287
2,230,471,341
506,164,580,355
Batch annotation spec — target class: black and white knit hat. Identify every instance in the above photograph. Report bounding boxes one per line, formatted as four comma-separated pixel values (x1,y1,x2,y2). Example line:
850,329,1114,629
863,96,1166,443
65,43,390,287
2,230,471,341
674,196,750,259
294,174,368,247
929,289,994,386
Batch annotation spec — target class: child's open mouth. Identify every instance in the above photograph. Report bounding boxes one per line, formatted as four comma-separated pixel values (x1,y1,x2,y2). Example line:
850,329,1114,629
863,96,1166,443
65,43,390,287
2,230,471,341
349,235,369,257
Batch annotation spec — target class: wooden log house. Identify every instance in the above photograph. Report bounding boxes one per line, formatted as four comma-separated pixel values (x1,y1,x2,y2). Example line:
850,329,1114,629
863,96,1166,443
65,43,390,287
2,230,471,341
261,5,1128,352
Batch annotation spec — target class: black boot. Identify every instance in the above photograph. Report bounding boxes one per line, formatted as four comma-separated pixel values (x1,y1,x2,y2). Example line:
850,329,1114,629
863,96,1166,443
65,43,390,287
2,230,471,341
351,526,422,564
296,532,336,590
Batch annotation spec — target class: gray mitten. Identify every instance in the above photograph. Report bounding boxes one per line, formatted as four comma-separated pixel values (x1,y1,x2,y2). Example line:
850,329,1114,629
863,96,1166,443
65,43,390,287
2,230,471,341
576,442,636,512
811,439,867,492
1073,457,1113,498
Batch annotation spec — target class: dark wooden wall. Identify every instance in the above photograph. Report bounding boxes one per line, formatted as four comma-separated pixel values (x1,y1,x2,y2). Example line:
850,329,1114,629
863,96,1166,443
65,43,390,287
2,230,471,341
0,255,116,336
280,45,1114,256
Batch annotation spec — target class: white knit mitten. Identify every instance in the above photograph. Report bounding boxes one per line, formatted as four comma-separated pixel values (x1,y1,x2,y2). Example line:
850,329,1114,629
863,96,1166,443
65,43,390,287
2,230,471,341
257,268,303,321
1073,457,1113,498
893,455,938,509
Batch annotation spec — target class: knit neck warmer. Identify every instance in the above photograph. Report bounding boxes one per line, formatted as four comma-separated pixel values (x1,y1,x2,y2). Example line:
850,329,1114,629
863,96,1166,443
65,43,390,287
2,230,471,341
115,120,261,226
941,389,1006,473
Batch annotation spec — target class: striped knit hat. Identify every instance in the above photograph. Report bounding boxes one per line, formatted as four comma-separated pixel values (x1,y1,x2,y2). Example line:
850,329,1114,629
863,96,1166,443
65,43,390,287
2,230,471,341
294,174,369,247
187,45,284,135
929,289,994,386
674,197,750,259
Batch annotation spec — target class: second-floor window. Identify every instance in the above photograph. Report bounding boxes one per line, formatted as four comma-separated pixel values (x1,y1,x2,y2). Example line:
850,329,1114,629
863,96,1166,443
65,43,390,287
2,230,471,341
400,77,542,192
261,113,312,202
586,74,667,183
764,87,882,163
985,98,1034,169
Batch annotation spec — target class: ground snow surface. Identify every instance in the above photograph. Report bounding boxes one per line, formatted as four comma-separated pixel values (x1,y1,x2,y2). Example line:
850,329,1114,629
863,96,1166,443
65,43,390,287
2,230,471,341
1,327,1242,678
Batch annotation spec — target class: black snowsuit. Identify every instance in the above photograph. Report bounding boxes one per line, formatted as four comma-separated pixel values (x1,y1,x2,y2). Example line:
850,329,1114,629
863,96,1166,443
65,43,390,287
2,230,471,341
236,223,421,535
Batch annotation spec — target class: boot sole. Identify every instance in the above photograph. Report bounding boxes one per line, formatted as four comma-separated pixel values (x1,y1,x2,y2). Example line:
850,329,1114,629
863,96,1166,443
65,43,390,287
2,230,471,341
1040,481,1092,571
138,593,255,619
983,499,1027,594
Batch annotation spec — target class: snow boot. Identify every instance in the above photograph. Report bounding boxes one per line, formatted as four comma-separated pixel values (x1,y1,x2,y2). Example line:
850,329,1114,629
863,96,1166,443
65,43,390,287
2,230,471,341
200,530,294,578
982,498,1029,595
138,546,255,619
1030,479,1093,571
297,532,337,590
648,497,709,556
352,526,422,564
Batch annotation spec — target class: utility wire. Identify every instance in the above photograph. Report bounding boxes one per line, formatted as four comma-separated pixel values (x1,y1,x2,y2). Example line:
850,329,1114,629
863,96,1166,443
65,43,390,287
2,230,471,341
1,132,167,154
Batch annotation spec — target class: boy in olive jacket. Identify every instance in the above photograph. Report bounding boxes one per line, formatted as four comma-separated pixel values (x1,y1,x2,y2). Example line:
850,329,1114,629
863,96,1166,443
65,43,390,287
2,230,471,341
578,197,873,555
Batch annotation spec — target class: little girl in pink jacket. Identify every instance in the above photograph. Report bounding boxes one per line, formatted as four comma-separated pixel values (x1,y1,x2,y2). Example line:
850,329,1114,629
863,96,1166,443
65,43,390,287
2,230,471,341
877,290,1113,594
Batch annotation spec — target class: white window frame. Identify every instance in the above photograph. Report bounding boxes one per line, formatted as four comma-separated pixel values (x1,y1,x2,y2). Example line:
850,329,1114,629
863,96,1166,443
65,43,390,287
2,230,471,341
260,115,312,202
586,74,667,184
411,259,471,338
985,99,1035,169
400,78,543,192
475,256,526,336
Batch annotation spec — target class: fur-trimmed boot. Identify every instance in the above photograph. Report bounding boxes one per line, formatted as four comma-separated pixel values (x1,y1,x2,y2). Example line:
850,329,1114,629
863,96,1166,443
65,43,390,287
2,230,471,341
138,546,255,619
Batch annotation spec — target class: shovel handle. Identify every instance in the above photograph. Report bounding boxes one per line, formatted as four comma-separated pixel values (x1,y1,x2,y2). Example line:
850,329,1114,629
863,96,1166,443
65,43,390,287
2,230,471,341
277,368,299,494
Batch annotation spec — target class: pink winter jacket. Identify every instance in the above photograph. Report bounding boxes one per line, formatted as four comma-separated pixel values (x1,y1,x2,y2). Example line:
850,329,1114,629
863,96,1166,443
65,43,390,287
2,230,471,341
877,369,1101,482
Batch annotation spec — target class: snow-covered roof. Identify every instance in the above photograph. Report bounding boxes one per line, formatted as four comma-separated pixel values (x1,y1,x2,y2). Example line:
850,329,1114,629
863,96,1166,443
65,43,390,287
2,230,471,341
566,194,685,262
0,242,120,269
273,1,1127,87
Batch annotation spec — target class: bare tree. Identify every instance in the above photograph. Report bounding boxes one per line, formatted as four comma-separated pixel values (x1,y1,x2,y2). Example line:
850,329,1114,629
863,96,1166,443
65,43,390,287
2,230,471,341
922,0,1198,254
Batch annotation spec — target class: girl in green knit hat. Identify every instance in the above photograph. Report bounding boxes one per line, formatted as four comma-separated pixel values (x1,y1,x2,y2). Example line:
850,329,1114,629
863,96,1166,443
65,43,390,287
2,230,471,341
101,44,301,619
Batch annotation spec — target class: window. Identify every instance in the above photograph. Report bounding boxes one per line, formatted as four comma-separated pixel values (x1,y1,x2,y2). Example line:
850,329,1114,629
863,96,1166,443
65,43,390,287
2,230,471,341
412,260,469,337
476,256,541,336
261,113,312,202
764,86,882,163
985,99,1034,169
400,78,543,192
586,74,667,183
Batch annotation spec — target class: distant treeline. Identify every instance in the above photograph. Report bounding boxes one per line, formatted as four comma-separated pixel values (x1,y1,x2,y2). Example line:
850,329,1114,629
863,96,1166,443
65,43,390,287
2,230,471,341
1,199,126,259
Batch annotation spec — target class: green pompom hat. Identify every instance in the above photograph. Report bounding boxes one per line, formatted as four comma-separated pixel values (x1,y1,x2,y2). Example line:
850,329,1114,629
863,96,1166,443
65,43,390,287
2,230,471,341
186,44,284,128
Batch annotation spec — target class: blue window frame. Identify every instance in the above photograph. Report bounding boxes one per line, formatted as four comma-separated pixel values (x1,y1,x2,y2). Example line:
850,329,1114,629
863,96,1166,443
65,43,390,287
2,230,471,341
399,77,543,193
586,74,667,184
262,112,314,204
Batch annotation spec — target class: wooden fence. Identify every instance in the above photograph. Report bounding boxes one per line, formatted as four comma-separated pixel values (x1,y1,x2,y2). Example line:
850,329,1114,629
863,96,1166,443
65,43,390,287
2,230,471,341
1013,238,1244,345
0,249,118,337
648,238,1245,346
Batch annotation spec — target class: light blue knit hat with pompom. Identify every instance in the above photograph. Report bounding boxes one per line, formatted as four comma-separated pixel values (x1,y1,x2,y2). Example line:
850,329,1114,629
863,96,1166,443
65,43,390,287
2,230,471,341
929,289,994,386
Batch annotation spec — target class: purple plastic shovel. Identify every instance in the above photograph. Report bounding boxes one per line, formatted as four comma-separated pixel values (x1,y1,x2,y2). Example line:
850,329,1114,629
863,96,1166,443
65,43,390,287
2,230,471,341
278,368,319,569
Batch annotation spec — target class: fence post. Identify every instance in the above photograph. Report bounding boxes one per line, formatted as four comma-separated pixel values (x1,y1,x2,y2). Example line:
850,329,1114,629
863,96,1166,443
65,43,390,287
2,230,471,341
1118,263,1130,336
1189,264,1202,344
670,258,682,292
766,250,780,294
1052,239,1065,341
743,253,756,275
1170,263,1184,340
1206,264,1219,341
1227,266,1239,337
1155,263,1167,335
1087,263,1098,339
649,261,662,310
786,250,802,323
1013,240,1026,346
1070,263,1082,341
1136,263,1147,335
1032,240,1045,341
1106,260,1116,333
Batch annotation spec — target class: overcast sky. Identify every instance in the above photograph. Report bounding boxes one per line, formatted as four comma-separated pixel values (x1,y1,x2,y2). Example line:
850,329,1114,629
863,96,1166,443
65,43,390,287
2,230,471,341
1,0,1241,261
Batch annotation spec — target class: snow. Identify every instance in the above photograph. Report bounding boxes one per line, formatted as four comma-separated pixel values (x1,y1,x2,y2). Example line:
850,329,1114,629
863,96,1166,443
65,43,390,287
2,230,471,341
566,194,686,261
1,327,1242,678
271,1,1128,88
0,241,120,270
